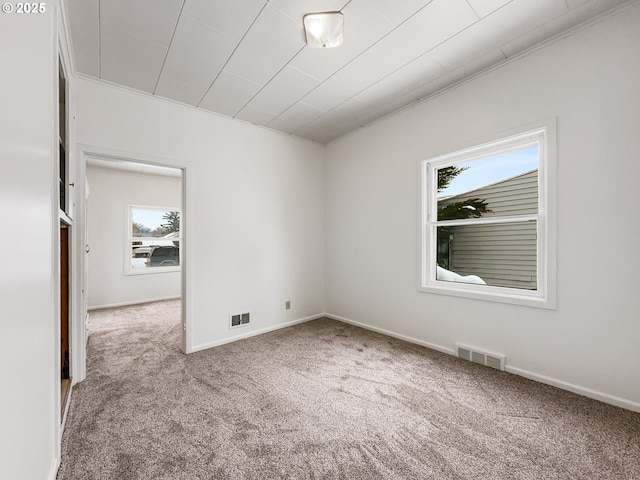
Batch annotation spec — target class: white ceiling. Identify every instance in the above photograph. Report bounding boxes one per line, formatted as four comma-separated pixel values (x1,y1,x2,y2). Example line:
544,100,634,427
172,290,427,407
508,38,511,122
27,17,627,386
64,0,627,143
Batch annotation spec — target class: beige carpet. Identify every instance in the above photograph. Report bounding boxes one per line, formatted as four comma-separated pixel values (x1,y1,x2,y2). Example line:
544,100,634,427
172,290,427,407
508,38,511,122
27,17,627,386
57,300,640,479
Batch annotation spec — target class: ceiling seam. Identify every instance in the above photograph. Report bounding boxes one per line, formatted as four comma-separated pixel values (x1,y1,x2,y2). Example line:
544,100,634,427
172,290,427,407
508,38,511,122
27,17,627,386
79,0,615,144
196,1,270,108
246,0,353,125
291,3,518,136
268,0,353,25
289,1,531,136
309,0,626,143
463,0,481,20
232,44,308,120
101,21,175,49
277,1,450,135
152,0,186,95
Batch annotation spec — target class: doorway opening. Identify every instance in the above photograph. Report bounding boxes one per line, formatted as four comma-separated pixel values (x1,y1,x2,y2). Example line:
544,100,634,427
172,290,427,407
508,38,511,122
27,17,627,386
84,156,186,357
58,55,73,420
60,223,71,417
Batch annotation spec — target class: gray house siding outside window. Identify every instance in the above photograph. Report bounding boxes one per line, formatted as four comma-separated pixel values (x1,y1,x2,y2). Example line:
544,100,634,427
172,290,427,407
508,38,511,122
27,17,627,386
438,170,538,290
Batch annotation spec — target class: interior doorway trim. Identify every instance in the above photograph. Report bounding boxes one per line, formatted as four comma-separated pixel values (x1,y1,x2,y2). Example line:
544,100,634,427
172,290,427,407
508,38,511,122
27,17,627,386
75,144,192,379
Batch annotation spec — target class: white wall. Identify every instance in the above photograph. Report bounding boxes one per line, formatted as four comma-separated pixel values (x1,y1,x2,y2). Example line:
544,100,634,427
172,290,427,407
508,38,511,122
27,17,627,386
76,79,326,352
86,167,182,308
325,5,640,411
0,6,59,480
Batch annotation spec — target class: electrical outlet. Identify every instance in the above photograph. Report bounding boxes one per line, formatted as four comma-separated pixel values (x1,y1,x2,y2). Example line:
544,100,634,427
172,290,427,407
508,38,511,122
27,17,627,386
285,300,291,310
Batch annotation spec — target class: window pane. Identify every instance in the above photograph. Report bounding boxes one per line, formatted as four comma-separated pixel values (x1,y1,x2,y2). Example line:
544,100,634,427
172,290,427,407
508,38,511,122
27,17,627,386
436,222,537,290
437,147,538,221
131,208,180,238
129,207,180,271
147,242,180,267
130,241,180,269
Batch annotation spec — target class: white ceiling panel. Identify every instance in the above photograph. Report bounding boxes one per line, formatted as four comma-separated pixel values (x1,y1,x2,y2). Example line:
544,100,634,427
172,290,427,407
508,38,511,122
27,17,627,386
199,71,263,117
366,0,436,26
100,24,167,93
328,97,368,119
430,0,567,72
183,0,267,40
294,115,358,143
224,4,306,85
410,49,506,100
289,0,395,81
301,63,379,112
154,75,206,107
355,93,418,126
267,102,325,134
465,0,512,18
235,105,279,125
295,97,368,139
269,0,349,22
100,0,183,47
65,0,100,76
248,66,321,116
64,0,627,143
160,14,239,91
350,0,478,82
353,55,444,105
302,0,476,114
444,48,508,84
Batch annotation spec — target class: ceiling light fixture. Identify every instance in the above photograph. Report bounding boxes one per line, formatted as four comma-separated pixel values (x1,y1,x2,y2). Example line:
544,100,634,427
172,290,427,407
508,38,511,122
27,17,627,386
303,12,344,48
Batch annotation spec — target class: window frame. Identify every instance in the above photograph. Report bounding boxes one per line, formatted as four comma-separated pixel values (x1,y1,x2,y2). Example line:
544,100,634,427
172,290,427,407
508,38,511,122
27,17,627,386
419,121,557,309
125,204,181,276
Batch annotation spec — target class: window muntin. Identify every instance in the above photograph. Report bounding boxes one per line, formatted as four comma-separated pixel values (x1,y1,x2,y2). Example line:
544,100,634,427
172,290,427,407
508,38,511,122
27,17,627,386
127,206,181,274
420,126,555,308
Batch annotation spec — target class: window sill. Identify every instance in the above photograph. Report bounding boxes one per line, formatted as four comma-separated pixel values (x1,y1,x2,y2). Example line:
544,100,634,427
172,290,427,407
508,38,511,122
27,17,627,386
418,282,556,310
125,266,181,276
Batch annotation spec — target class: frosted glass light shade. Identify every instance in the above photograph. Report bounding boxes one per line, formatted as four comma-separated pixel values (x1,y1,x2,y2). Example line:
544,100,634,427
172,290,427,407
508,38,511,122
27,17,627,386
303,12,343,48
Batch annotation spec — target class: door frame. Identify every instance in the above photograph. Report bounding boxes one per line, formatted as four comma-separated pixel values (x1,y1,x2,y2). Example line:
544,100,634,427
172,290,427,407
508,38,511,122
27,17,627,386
73,145,192,382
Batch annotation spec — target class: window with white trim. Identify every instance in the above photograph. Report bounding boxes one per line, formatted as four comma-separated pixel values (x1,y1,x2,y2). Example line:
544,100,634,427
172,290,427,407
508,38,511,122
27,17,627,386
420,124,556,308
127,205,181,275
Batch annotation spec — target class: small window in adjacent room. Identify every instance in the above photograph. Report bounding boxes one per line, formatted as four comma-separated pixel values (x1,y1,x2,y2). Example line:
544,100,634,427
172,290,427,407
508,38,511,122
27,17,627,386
420,122,556,308
127,206,181,275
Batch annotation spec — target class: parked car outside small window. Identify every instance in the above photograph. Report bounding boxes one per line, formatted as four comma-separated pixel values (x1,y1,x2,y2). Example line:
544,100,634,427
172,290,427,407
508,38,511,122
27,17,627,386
146,246,179,267
132,246,152,258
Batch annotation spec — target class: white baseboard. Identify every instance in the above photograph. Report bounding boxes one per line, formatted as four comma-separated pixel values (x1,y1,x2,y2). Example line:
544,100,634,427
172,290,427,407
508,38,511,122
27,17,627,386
60,383,73,438
189,313,325,354
506,366,640,413
325,313,456,356
326,312,640,413
88,296,181,311
47,458,61,480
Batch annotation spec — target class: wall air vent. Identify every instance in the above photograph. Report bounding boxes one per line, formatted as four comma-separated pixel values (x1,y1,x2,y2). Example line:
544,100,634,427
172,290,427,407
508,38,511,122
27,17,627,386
456,344,505,371
230,312,250,329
